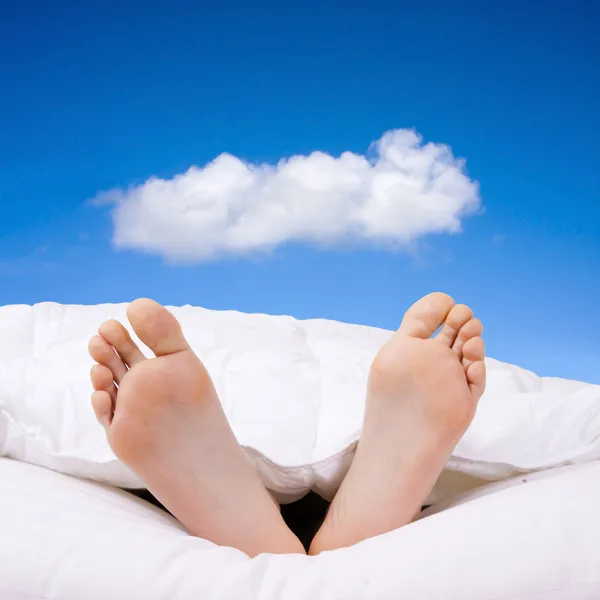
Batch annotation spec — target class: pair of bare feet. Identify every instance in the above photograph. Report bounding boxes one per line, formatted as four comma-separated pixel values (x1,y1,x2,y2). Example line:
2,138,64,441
88,292,486,557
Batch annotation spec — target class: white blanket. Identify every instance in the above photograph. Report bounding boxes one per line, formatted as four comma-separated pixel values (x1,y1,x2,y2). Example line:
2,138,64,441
1,302,599,503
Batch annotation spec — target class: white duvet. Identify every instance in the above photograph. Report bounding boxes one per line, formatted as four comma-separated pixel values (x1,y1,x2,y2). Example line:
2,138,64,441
1,301,600,600
0,301,599,502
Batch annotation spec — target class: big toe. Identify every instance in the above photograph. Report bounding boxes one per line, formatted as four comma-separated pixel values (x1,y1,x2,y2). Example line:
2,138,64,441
398,292,456,338
127,298,190,356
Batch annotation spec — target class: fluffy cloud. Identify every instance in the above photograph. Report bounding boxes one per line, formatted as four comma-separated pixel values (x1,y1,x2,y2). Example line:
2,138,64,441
98,129,481,262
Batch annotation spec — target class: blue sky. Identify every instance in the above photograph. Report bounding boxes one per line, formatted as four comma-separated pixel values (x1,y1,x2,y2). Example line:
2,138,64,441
0,0,598,384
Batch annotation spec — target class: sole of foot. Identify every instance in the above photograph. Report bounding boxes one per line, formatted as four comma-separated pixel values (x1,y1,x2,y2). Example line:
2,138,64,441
310,292,486,554
89,299,304,557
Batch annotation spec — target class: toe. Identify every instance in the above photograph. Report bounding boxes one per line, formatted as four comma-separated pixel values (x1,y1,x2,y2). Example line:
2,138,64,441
91,390,114,428
434,304,473,347
127,298,190,357
88,335,127,383
462,337,486,400
452,317,483,359
398,292,455,339
462,336,485,369
90,364,117,404
98,319,146,367
466,361,486,401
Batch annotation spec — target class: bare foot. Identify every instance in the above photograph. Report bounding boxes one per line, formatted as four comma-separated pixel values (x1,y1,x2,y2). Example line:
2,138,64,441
88,299,304,557
309,292,486,554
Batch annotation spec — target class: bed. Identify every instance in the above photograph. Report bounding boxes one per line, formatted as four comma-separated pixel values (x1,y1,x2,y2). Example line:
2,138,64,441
1,302,599,599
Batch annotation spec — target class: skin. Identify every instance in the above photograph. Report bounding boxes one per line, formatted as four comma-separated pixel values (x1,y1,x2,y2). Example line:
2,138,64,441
89,292,485,557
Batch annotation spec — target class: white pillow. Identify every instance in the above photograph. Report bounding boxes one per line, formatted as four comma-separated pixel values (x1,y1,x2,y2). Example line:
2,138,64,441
1,302,599,504
2,456,599,600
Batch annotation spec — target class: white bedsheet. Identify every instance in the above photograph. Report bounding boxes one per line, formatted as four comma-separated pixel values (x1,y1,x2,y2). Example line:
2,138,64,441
1,457,599,600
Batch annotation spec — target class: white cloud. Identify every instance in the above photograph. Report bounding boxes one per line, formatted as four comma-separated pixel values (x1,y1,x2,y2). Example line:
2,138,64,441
97,129,481,262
